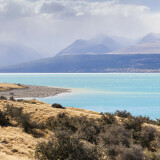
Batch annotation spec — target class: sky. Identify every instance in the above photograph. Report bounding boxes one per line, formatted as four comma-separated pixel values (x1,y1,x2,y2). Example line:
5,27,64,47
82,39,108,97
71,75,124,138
0,0,160,56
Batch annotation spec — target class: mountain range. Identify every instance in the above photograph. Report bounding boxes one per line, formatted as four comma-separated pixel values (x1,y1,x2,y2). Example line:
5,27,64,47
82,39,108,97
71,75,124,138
0,33,160,73
0,42,42,67
111,33,160,55
57,35,125,56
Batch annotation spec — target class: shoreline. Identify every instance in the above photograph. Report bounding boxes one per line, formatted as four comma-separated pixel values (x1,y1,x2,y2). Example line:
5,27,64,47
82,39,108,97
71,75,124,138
0,84,70,98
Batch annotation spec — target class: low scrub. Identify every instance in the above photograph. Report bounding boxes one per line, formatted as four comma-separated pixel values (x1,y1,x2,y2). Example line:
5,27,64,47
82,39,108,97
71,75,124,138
0,110,10,126
35,131,100,160
114,110,132,118
36,109,160,160
2,101,159,160
0,96,7,100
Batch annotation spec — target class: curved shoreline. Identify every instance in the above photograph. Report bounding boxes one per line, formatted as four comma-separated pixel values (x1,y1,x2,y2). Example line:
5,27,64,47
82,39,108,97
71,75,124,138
0,84,70,98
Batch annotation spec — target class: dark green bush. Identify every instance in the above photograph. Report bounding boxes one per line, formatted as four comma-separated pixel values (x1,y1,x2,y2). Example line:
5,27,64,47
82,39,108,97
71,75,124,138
9,96,15,101
101,112,116,125
0,110,10,126
5,104,23,118
114,110,132,118
123,116,144,132
46,113,77,133
46,113,104,144
137,116,157,125
52,103,65,109
5,104,45,135
0,96,7,100
5,104,32,133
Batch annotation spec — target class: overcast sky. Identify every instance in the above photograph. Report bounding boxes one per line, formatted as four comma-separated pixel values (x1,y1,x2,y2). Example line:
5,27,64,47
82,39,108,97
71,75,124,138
0,0,160,56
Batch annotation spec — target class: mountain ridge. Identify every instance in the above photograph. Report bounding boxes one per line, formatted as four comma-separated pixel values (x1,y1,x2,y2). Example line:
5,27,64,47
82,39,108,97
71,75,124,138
0,54,160,73
57,35,124,56
1,33,160,72
0,42,42,67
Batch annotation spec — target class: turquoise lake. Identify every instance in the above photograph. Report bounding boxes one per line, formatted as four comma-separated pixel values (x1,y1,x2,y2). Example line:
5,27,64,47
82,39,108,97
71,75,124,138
0,73,160,120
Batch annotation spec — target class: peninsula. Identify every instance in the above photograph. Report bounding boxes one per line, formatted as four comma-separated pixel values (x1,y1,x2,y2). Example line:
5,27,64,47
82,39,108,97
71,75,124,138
0,83,70,98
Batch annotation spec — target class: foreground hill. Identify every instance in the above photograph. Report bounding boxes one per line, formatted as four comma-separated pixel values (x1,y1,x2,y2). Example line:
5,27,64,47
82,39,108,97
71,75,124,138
0,99,100,160
0,54,160,73
0,83,160,160
0,97,160,160
0,42,42,67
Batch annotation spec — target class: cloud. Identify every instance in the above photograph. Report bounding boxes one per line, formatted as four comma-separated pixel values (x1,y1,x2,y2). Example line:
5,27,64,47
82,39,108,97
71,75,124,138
37,0,149,18
0,0,159,56
39,1,76,18
0,0,35,19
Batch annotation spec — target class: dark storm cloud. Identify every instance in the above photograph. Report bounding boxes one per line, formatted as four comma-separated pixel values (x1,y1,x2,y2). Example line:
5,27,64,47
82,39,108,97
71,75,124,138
39,1,76,18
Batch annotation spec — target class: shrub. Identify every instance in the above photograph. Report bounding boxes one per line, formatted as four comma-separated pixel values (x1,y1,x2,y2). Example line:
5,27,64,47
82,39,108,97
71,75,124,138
102,144,145,160
101,112,116,125
116,145,145,160
46,113,77,133
77,117,104,144
0,96,7,100
9,96,15,101
46,113,105,144
137,116,157,125
114,110,132,118
156,119,160,126
5,104,45,135
5,104,23,118
123,116,144,132
5,104,32,132
152,151,160,160
35,131,100,160
138,126,156,150
0,110,10,126
105,145,120,159
99,125,130,148
36,111,160,160
51,103,65,109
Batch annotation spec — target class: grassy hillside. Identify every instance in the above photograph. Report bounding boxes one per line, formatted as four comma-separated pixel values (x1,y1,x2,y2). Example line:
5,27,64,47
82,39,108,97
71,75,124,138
0,97,160,160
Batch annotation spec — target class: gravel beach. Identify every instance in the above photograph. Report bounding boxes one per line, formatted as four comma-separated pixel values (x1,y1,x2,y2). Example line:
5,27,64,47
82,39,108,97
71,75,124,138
0,84,70,98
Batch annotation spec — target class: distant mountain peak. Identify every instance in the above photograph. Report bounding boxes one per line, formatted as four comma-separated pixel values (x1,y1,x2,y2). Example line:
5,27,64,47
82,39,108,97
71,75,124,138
56,35,124,56
0,41,42,67
139,33,160,44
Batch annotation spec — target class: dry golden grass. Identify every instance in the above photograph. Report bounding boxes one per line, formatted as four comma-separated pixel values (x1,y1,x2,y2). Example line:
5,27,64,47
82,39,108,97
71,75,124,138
0,99,101,122
0,99,101,160
0,99,160,160
0,83,26,91
0,126,37,160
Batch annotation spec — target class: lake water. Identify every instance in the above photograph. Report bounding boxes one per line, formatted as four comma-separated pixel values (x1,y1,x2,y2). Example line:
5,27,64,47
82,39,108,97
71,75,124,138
0,73,160,120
